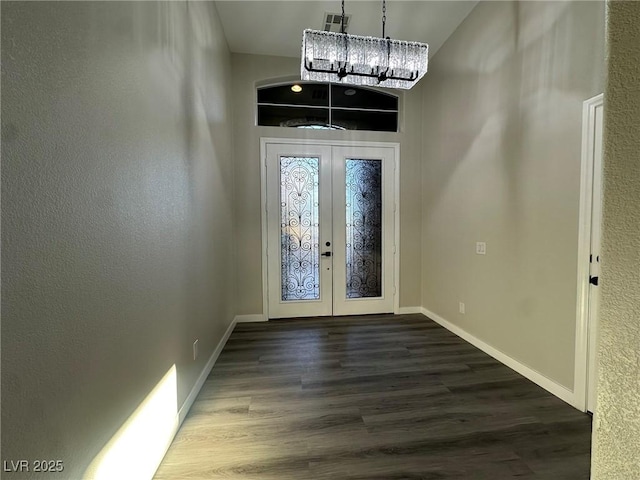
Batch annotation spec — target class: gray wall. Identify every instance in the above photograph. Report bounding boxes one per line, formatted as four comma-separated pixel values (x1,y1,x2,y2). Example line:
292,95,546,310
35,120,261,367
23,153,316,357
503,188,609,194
592,2,640,477
231,53,423,315
1,2,235,478
420,1,605,389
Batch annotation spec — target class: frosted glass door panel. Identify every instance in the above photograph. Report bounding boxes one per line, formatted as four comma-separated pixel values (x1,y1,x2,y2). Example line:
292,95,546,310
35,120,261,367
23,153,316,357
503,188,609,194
280,157,320,301
345,159,382,298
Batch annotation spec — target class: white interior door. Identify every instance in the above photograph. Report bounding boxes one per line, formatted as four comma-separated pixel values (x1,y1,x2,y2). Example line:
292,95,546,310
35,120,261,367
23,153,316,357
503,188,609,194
265,142,395,319
587,100,604,413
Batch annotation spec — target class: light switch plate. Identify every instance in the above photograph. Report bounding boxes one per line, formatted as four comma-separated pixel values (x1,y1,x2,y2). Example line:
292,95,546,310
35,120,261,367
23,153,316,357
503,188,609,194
476,242,486,255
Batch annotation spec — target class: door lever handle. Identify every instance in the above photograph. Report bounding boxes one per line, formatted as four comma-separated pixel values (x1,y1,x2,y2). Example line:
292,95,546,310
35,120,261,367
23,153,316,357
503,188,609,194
321,251,332,257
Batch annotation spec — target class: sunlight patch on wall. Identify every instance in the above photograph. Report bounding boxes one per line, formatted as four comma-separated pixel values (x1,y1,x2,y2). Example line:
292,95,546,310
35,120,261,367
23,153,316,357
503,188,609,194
84,365,178,480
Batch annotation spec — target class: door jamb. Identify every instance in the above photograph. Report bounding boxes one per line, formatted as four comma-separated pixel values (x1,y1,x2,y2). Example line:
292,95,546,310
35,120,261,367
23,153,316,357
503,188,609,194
574,93,604,412
260,137,401,320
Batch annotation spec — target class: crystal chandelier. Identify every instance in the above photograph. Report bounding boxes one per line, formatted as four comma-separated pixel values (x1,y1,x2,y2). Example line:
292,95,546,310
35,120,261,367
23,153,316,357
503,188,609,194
301,0,429,90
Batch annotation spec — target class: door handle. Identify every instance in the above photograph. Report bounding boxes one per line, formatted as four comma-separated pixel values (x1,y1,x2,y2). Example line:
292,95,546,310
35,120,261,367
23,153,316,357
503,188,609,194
321,251,332,257
590,276,599,286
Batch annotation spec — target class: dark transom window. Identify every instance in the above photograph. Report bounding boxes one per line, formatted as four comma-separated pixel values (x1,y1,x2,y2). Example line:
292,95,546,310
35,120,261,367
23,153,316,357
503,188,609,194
257,83,399,132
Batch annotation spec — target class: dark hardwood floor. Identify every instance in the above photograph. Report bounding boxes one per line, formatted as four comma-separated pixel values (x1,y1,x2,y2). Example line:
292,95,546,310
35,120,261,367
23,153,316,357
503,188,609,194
155,314,592,479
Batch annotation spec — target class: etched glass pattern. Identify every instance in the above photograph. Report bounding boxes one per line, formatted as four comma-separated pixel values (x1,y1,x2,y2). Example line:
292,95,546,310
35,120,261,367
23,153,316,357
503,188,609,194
345,159,382,298
280,157,320,301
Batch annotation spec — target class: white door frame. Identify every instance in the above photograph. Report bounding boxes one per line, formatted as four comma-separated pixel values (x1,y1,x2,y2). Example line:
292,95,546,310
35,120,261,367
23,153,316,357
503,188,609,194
260,137,401,319
574,93,604,412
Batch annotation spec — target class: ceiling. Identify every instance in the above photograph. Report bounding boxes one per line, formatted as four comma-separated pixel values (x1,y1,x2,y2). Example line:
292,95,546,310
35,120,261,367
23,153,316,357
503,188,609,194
214,1,479,59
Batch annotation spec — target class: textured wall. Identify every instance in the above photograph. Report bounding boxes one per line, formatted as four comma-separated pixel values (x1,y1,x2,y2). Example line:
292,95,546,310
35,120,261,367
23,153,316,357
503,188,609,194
231,53,423,315
591,2,640,478
420,1,605,388
1,2,234,478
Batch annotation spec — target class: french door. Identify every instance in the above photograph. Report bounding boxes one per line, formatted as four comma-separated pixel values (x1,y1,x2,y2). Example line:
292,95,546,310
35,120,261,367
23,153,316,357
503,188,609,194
264,142,396,319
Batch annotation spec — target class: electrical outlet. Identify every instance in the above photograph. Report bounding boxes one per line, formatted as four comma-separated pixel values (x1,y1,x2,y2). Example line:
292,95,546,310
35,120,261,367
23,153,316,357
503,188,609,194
193,339,199,360
459,302,465,314
476,242,486,255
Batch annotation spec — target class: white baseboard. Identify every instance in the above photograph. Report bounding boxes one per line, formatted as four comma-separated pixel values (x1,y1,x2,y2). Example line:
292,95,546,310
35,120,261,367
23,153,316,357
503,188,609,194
98,317,238,480
177,316,238,425
396,306,423,315
235,314,267,323
420,307,576,408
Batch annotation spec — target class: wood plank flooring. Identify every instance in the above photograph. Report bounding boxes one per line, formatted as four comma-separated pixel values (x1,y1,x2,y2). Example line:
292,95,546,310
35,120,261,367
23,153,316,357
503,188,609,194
155,314,591,479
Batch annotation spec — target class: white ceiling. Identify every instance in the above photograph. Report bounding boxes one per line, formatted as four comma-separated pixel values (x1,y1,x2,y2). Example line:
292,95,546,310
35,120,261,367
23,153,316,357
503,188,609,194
214,1,479,59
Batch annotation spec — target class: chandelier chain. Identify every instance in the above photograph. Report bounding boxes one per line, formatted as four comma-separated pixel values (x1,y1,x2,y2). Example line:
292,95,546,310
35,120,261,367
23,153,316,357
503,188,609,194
382,0,387,38
341,0,346,34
